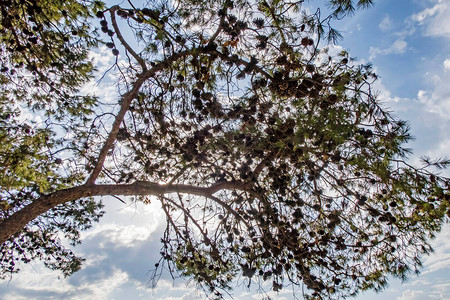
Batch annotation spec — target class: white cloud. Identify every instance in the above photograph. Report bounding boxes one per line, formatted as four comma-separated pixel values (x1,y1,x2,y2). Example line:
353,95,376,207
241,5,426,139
444,59,450,71
369,39,407,58
379,14,393,32
432,282,450,296
2,294,29,300
394,271,450,300
0,264,129,300
116,198,164,219
315,44,346,65
79,46,121,105
82,223,154,247
423,225,450,274
80,197,166,248
396,289,440,300
411,3,440,24
79,268,130,299
417,73,450,121
180,289,205,300
17,110,43,125
88,46,117,74
411,0,450,39
384,40,408,54
384,39,407,53
368,69,450,171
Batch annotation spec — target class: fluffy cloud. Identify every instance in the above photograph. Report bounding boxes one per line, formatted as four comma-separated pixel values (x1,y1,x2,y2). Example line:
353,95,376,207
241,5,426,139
0,197,170,299
411,0,450,39
81,198,165,248
369,39,407,58
379,14,393,32
79,46,133,106
396,290,440,300
416,70,450,121
0,264,130,300
402,3,450,164
82,223,154,247
395,268,450,300
423,226,450,274
88,46,117,75
444,58,450,71
80,51,117,104
0,265,211,300
367,67,449,168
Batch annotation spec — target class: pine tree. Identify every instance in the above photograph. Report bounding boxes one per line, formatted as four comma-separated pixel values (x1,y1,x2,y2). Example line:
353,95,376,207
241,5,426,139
0,0,449,298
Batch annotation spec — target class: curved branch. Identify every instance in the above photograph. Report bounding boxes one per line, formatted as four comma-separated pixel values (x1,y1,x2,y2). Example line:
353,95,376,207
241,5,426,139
0,180,250,246
85,49,194,185
85,73,148,184
109,6,147,70
208,8,226,43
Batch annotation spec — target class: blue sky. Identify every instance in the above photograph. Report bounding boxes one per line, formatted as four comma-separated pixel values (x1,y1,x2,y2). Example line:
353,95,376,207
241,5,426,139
1,0,450,299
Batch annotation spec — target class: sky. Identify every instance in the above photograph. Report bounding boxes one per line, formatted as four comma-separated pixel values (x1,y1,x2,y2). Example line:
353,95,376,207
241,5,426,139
1,0,450,299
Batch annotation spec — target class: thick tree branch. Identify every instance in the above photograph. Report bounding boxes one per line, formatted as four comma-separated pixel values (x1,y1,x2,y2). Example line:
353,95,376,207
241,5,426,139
85,49,194,185
0,180,250,246
85,73,148,185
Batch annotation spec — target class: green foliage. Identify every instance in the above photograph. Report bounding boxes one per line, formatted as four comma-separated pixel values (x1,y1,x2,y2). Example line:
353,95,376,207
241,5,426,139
0,0,103,278
0,197,104,278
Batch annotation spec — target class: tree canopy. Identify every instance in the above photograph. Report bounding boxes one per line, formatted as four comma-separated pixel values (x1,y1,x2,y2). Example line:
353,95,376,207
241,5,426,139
0,0,449,299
